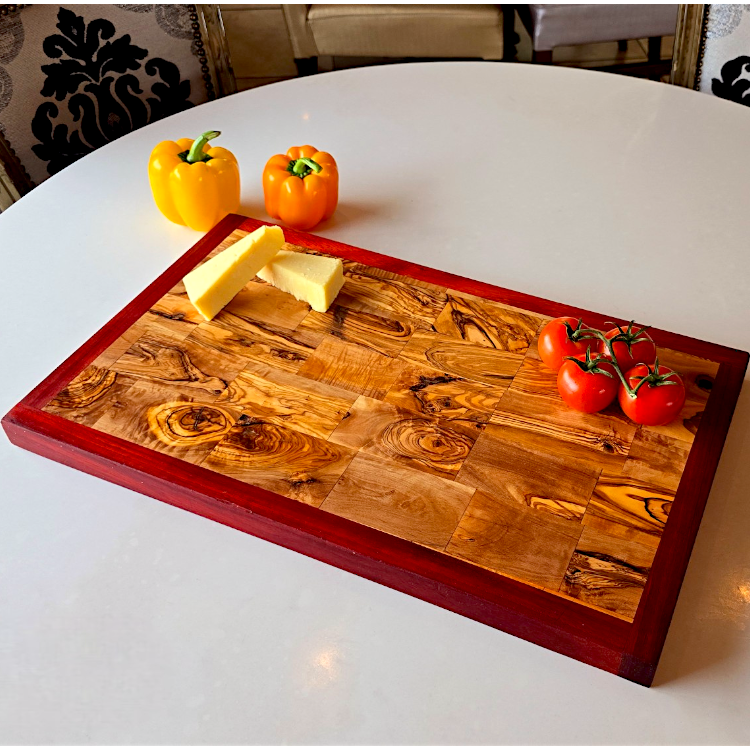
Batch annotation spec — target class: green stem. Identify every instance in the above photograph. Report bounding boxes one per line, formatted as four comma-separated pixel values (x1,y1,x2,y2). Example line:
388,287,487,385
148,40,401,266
187,130,221,163
289,157,322,178
577,326,638,397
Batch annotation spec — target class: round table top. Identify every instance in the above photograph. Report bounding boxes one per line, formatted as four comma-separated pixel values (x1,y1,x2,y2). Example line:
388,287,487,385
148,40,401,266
2,62,750,744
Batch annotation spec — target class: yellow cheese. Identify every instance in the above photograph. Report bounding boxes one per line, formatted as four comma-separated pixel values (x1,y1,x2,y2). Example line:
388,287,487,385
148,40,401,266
256,249,344,313
183,225,284,321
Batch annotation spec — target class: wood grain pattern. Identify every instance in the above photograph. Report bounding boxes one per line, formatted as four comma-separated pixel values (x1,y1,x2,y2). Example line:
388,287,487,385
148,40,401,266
561,525,657,619
92,380,242,464
608,428,692,492
321,452,474,550
434,292,542,352
383,362,503,425
446,490,583,589
186,317,322,374
491,358,638,473
42,366,135,426
297,336,405,399
400,330,524,389
328,395,483,480
146,292,206,338
297,303,421,357
110,334,248,398
202,415,356,507
455,422,600,522
214,281,312,331
8,214,746,687
336,263,447,324
217,360,357,439
586,477,674,538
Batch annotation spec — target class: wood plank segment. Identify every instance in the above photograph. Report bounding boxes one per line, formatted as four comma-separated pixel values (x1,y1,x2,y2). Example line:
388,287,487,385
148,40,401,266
337,263,447,324
607,428,692,492
491,385,637,473
400,330,524,389
297,337,405,399
42,366,136,426
109,334,249,399
383,362,503,425
586,477,674,539
214,281,312,331
217,361,358,440
328,395,483,480
434,292,542,352
202,415,356,507
297,303,421,357
91,380,243,464
455,422,601,522
321,453,475,550
446,490,583,589
561,524,657,620
186,317,322,374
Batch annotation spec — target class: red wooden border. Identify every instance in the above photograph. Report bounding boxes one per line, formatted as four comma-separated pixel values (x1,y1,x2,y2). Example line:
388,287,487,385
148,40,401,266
3,215,747,686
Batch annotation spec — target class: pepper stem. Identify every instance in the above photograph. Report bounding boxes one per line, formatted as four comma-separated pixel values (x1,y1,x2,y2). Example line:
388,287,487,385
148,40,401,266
187,130,221,163
289,157,323,178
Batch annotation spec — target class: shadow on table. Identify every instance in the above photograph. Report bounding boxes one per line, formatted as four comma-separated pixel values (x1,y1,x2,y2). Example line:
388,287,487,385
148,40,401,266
236,199,401,234
316,200,402,232
653,378,750,687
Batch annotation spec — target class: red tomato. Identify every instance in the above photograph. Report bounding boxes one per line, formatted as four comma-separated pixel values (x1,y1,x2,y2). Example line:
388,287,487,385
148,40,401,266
599,322,656,373
557,351,619,413
538,317,595,371
618,363,686,426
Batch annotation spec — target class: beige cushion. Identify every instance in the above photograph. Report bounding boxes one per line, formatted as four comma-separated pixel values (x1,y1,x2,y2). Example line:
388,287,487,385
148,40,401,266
529,4,677,51
307,4,504,60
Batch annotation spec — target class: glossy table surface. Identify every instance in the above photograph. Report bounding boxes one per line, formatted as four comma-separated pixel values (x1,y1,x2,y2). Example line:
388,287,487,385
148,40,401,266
2,62,749,744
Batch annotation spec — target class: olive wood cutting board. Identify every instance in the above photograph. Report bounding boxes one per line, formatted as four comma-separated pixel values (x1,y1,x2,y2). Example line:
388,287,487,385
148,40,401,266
4,214,747,686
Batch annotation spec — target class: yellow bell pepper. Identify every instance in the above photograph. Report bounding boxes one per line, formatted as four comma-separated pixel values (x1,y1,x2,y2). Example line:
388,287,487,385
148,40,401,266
148,130,240,232
262,145,338,231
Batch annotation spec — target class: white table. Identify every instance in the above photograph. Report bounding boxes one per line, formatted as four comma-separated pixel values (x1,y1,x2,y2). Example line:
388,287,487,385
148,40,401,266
2,62,749,744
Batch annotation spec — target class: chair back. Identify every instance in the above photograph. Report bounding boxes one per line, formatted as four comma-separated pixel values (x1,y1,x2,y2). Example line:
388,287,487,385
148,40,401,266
0,4,227,191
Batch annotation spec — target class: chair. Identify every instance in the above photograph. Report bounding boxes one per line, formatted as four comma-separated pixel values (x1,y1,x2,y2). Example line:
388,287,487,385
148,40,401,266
672,4,750,107
282,5,506,75
513,4,678,65
0,4,233,201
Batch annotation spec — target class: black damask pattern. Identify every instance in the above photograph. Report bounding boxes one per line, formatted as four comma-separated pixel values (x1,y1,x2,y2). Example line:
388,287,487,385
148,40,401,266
31,7,193,176
712,55,750,107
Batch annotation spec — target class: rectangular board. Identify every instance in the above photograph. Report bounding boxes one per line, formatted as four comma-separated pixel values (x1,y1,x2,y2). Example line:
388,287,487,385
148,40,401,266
4,214,747,686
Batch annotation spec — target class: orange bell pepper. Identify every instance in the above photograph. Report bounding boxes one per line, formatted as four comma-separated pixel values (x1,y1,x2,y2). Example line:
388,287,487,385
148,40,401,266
262,145,338,231
149,130,240,232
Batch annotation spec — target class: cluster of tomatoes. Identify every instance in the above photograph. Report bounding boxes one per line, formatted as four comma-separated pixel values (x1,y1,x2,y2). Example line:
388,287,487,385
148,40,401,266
537,317,687,426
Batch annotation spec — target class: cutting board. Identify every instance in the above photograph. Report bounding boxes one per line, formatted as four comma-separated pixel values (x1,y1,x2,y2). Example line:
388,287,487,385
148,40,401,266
4,214,747,686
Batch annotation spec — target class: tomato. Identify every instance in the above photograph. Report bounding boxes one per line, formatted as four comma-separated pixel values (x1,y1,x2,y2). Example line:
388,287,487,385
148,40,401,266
599,322,656,373
538,317,595,370
557,350,619,413
618,363,686,426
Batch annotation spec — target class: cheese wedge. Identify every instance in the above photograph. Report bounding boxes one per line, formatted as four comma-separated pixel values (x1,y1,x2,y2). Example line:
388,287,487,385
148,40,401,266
183,225,284,321
256,249,344,313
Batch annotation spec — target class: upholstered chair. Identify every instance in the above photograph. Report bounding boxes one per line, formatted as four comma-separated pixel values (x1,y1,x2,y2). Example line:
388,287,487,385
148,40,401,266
672,4,750,107
514,4,678,64
0,4,229,202
282,4,506,74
